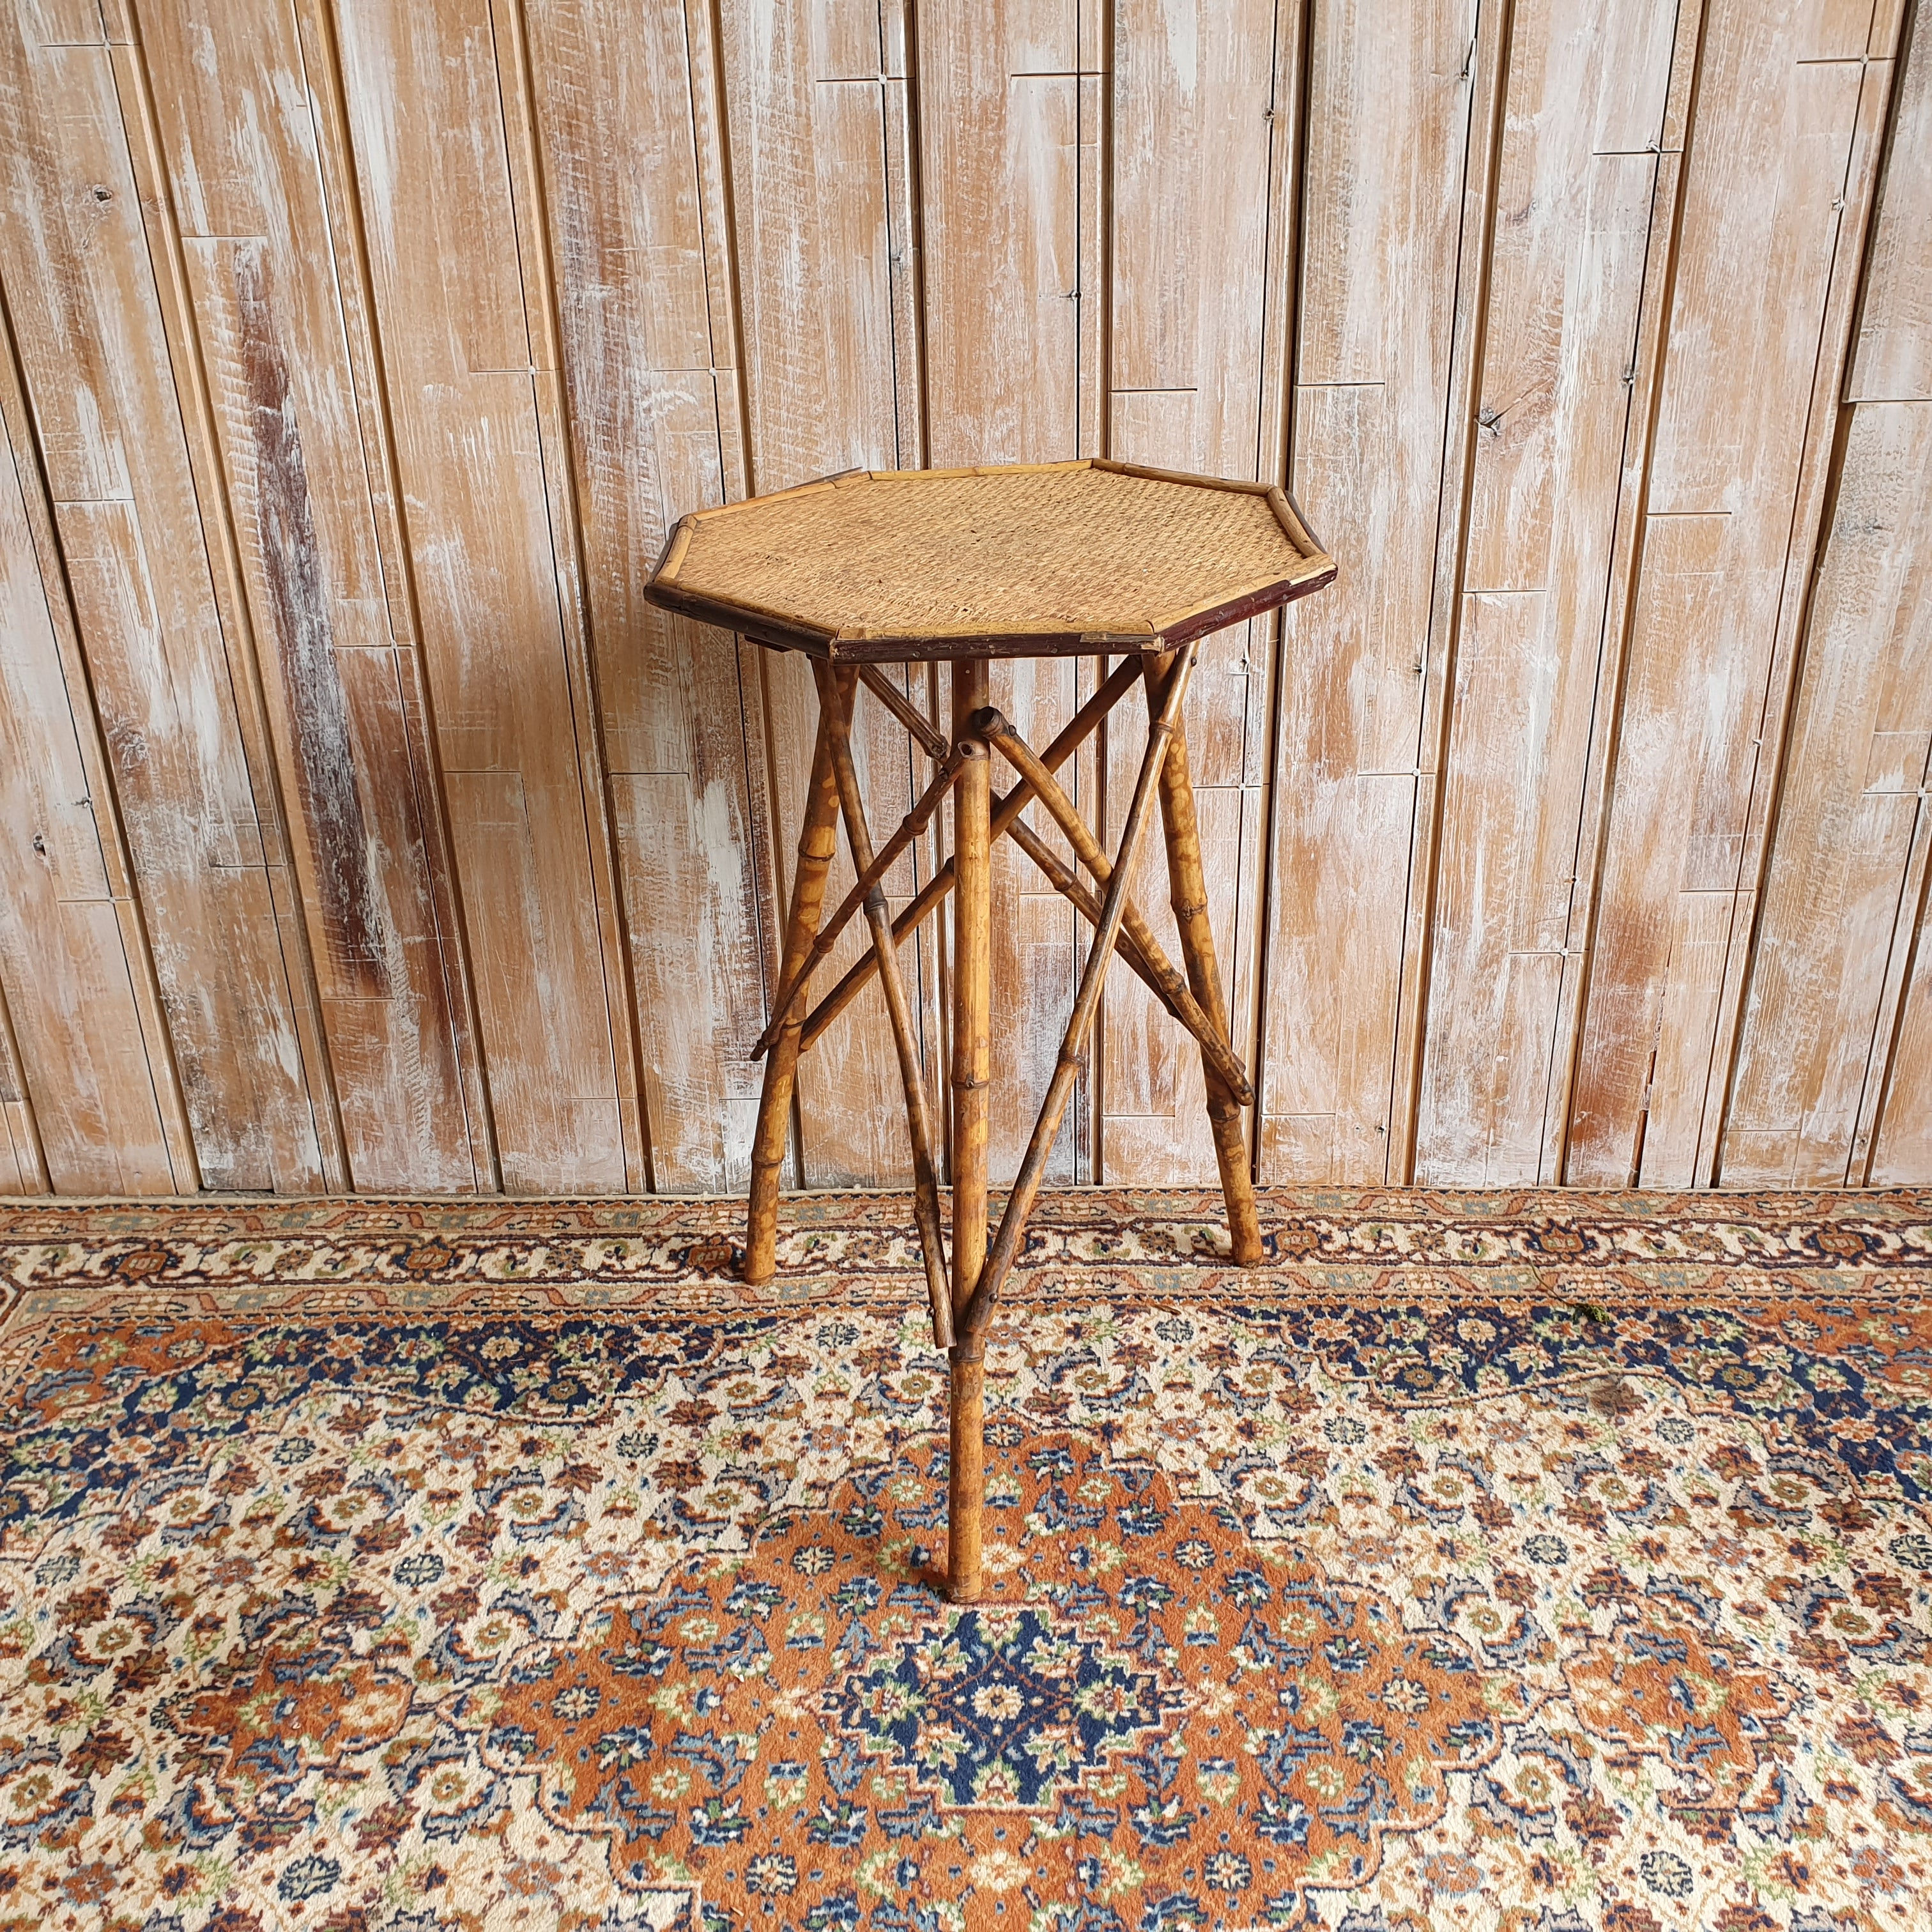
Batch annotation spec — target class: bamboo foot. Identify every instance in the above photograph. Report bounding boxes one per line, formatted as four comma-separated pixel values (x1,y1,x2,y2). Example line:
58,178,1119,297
744,707,841,1283
948,1341,985,1601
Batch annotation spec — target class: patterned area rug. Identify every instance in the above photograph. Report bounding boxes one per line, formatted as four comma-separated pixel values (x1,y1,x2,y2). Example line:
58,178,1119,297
0,1186,1928,1932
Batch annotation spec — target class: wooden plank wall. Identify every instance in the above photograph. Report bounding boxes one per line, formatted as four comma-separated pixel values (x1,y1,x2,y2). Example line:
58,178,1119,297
0,0,1926,1199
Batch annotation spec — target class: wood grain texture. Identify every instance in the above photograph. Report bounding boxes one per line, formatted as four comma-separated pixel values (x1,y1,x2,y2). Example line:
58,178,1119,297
1101,0,1279,1184
4,0,1932,1196
521,0,772,1193
0,359,169,1192
1414,0,1676,1185
1259,0,1480,1185
334,0,624,1193
1850,0,1931,403
918,0,1093,1184
1728,0,1932,1188
1724,402,1932,1183
0,15,322,1192
1872,857,1932,1184
137,0,482,1192
1567,0,1878,1186
721,0,939,1187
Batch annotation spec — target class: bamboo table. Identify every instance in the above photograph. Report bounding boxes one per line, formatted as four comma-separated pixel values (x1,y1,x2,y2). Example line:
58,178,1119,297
647,459,1335,1601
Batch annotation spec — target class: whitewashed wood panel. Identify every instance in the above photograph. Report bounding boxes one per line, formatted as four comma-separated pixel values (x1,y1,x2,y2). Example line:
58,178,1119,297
1568,0,1873,1186
1100,0,1282,1183
1850,0,1932,403
521,0,772,1193
0,0,1928,1196
1260,0,1479,1184
0,19,323,1191
721,0,940,1188
140,0,483,1192
1872,868,1932,1184
0,380,169,1192
918,1,1093,1184
1729,0,1932,1187
1724,403,1932,1183
334,0,624,1193
1414,0,1676,1185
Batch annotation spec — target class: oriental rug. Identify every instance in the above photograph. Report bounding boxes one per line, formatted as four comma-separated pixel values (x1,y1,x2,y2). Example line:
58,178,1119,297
0,1186,1926,1932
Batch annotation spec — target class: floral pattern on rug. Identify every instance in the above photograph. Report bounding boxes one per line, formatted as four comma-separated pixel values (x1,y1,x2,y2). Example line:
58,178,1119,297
0,1190,1926,1930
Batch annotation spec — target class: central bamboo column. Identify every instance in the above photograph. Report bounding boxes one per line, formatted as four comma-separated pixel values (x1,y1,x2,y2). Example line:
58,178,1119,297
949,658,992,1603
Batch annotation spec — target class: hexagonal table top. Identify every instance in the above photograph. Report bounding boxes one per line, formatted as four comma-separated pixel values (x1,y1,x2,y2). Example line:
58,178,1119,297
645,459,1335,661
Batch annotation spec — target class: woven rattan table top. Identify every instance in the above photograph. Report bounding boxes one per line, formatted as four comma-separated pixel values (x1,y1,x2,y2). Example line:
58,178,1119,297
645,459,1335,660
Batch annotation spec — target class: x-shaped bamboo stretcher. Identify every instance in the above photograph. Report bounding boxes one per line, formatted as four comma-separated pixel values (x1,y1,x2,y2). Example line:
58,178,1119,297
748,644,1251,1356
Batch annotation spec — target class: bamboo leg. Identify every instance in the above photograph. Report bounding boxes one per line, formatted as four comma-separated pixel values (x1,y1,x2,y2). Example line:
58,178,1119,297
744,696,842,1285
1145,650,1264,1265
950,1347,984,1596
960,642,1199,1340
949,658,992,1602
813,661,955,1351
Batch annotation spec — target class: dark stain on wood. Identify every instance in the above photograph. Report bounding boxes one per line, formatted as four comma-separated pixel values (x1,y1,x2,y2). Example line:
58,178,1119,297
233,246,387,993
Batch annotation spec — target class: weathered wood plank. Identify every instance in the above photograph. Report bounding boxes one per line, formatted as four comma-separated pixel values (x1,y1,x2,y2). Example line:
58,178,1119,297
1694,43,1894,1176
137,0,483,1191
487,0,652,1190
1724,402,1932,1183
333,0,624,1193
1382,0,1513,1186
719,0,938,1186
0,977,42,1194
1100,0,1277,1183
919,3,1093,1182
111,29,351,1192
0,381,170,1192
520,0,772,1191
1871,868,1932,1184
1259,0,1478,1183
1414,0,1676,1185
1851,0,1930,401
0,24,323,1190
1568,2,1876,1184
1724,0,1932,1186
19,1,107,49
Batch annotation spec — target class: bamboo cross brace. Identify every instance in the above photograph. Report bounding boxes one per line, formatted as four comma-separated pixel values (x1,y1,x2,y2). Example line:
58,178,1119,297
814,661,955,1349
753,743,965,1059
858,664,947,761
797,656,1146,1052
958,641,1199,1340
1002,813,1254,1107
976,712,1254,1105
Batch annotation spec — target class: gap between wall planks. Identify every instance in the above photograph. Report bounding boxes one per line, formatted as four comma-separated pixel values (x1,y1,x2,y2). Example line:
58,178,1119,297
0,0,1927,1198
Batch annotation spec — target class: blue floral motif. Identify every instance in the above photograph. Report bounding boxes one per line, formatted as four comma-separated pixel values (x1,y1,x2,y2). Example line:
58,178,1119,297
831,1606,1182,1808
